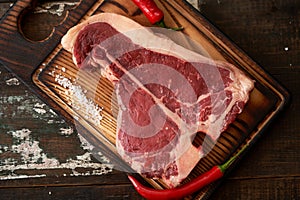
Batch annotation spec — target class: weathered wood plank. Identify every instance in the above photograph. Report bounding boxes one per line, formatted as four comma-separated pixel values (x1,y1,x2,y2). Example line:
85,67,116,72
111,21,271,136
210,177,300,200
194,0,300,178
198,0,300,69
0,0,97,86
0,184,144,200
0,171,131,187
193,0,300,198
0,63,117,183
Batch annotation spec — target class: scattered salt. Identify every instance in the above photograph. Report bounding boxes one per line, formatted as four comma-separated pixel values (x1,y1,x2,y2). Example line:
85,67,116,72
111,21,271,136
55,75,72,88
48,71,55,76
54,74,103,126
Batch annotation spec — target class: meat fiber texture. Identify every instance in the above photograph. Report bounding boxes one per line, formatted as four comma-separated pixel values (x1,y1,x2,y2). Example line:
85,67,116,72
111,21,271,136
61,13,254,188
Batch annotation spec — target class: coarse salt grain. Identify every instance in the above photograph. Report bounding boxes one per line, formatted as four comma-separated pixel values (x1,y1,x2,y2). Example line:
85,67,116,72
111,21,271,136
54,73,103,126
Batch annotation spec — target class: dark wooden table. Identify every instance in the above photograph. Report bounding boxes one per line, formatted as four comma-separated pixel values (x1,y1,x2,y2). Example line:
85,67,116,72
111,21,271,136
0,0,299,199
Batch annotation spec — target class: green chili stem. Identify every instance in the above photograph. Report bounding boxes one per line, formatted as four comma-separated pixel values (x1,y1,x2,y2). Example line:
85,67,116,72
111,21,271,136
156,20,184,31
219,144,249,173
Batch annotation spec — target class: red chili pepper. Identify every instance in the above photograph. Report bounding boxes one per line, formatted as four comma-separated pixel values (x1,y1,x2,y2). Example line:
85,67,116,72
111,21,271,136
132,0,164,24
128,145,248,200
128,166,222,200
131,0,183,30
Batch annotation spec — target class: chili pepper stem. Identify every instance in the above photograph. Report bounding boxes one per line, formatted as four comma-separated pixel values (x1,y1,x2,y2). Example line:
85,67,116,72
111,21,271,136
156,20,184,31
219,144,248,173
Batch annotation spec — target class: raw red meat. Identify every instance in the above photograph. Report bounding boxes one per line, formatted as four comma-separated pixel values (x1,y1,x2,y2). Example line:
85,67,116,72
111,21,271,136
61,13,254,187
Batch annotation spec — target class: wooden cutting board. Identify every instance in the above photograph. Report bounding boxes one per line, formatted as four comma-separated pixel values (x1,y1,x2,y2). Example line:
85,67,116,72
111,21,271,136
0,0,290,199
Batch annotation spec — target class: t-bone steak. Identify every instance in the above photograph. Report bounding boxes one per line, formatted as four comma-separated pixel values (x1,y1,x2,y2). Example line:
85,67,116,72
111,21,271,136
61,13,254,187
